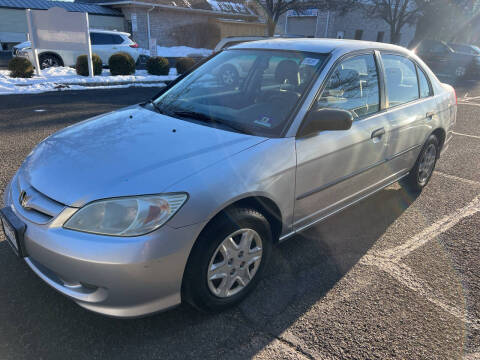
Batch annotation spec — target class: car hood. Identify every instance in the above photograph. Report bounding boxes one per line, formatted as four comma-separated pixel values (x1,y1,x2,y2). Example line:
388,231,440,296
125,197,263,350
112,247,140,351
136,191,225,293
14,41,31,50
19,105,267,207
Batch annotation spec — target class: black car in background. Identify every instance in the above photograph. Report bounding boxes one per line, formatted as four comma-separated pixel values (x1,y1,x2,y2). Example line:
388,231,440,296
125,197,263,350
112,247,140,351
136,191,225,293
413,40,480,80
448,43,480,56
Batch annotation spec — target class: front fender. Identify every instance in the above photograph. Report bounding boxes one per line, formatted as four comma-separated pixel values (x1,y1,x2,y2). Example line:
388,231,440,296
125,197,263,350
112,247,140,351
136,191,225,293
165,137,297,236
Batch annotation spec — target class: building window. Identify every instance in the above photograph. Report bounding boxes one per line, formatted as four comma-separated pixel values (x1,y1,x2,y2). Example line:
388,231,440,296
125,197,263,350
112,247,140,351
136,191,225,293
126,20,132,35
354,30,363,40
376,31,384,42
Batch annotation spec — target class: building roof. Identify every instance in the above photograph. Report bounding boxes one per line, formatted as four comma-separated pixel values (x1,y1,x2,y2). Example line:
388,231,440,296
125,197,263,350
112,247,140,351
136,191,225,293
83,0,257,16
0,0,122,16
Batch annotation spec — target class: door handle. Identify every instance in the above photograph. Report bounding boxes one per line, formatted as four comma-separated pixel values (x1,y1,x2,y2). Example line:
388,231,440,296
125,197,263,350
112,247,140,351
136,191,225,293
371,127,385,139
426,111,435,119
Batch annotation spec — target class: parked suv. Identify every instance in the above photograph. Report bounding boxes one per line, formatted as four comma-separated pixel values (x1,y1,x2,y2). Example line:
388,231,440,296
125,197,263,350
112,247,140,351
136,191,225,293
13,29,139,69
413,39,480,79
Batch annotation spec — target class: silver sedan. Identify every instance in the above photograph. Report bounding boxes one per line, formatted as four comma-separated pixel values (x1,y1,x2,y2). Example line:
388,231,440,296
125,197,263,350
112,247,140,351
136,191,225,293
1,39,456,317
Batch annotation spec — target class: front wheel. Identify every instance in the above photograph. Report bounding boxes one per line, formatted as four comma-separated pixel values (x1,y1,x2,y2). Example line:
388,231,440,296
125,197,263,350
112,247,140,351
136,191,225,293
218,64,239,87
401,134,439,193
182,208,272,312
39,53,62,69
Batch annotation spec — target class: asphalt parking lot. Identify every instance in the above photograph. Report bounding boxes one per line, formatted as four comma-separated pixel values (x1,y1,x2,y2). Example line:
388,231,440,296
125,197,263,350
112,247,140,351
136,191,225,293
0,83,479,360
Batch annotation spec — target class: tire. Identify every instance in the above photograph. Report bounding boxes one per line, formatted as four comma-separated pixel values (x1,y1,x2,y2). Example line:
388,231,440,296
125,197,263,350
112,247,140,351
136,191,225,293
401,134,439,193
218,64,239,87
39,53,62,69
182,207,272,312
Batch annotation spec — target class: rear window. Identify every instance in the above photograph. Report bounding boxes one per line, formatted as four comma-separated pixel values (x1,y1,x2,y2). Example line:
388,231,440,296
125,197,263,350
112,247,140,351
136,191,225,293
90,33,125,45
381,53,419,107
417,66,432,98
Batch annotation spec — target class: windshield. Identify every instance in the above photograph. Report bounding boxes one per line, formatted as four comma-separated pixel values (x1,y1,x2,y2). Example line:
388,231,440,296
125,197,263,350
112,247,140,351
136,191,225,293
153,49,327,137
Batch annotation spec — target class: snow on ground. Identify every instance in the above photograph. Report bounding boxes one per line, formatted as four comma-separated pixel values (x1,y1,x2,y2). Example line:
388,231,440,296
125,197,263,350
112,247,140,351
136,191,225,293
0,66,178,95
0,46,209,95
140,45,212,58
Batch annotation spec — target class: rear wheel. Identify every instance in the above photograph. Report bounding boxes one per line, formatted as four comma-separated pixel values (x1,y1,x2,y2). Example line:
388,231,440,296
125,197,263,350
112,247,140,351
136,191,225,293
401,134,439,193
39,53,62,69
182,207,272,312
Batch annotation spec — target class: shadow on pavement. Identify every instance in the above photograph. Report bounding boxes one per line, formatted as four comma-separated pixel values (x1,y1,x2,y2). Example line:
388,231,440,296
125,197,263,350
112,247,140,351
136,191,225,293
0,185,418,359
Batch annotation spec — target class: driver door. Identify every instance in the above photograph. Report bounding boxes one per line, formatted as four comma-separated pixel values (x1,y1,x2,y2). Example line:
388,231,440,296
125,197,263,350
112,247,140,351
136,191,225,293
293,53,393,230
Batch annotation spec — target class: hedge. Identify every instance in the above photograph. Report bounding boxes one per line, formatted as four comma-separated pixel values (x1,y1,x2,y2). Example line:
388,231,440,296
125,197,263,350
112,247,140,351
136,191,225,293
146,56,170,75
108,52,136,76
8,57,34,78
75,54,103,76
176,57,196,75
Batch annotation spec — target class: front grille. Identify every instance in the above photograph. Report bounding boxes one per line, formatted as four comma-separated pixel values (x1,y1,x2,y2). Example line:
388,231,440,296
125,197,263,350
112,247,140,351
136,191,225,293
11,174,65,224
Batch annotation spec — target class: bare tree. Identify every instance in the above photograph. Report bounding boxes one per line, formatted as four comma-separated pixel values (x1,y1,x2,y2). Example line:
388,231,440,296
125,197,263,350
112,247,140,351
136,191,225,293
252,0,357,36
363,0,421,44
411,0,480,46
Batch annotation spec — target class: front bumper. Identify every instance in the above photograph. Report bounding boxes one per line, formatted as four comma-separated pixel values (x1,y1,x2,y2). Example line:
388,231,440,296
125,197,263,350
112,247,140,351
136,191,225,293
3,178,205,318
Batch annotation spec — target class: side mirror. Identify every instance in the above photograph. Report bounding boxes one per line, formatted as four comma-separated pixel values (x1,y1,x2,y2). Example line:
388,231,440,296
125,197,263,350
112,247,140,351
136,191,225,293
297,108,353,138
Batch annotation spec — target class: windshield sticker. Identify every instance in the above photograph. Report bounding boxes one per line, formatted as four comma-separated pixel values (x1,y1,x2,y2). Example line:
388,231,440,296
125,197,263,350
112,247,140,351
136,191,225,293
254,116,272,128
301,57,320,66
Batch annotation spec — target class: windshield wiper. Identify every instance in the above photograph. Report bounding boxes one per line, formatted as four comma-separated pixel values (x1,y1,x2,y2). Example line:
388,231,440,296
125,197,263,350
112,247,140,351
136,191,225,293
171,110,252,135
147,99,167,115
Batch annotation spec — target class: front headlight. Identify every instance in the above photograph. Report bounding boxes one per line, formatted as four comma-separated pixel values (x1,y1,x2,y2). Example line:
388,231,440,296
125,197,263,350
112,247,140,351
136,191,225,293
64,193,188,236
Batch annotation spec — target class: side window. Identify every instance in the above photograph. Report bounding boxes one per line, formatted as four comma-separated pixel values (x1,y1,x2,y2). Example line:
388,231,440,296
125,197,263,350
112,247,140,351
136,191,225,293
112,35,125,44
381,54,419,107
90,33,113,45
430,42,449,54
315,54,380,118
417,66,432,98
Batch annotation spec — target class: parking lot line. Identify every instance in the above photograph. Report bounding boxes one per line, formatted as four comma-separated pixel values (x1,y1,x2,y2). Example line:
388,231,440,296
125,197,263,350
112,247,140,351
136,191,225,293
361,256,480,331
458,102,480,107
463,351,480,360
360,195,480,332
377,195,480,261
452,131,480,140
436,171,480,186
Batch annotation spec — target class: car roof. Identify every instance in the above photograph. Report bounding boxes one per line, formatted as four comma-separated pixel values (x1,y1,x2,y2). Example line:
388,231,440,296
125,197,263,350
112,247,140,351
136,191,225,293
231,38,411,56
449,43,473,47
90,28,131,36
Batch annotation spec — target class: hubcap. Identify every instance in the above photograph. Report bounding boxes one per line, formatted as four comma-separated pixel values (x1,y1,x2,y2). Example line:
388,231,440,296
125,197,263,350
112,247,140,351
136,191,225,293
221,70,235,85
207,228,263,298
418,143,437,185
455,66,466,78
41,57,59,69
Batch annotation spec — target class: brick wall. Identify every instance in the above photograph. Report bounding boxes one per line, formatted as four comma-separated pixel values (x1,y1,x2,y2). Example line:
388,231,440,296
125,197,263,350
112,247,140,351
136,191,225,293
276,9,415,47
120,6,260,49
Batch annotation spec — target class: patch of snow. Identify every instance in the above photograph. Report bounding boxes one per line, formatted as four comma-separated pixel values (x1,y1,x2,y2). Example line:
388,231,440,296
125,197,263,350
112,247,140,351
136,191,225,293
0,81,166,95
0,67,177,95
140,45,212,58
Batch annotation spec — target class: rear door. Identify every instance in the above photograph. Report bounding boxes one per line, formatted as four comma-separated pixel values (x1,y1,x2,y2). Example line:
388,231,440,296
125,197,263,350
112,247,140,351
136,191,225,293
294,52,393,230
90,33,116,64
380,53,436,174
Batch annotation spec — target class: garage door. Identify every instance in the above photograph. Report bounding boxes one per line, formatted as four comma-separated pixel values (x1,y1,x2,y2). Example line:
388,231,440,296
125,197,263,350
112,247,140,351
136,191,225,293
286,16,316,36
